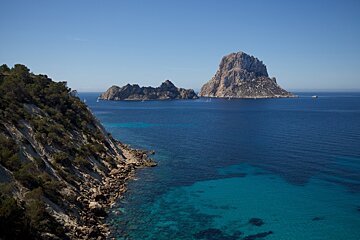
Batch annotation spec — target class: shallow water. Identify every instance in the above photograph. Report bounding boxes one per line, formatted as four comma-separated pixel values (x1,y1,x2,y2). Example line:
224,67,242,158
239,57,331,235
81,92,360,240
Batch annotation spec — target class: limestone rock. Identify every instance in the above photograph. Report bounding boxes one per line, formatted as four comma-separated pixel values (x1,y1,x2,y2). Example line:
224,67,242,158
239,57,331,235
0,64,159,239
199,51,294,98
88,201,102,210
100,80,198,100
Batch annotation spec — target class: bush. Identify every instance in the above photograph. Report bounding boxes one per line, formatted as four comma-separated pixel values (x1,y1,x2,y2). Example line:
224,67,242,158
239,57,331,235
74,156,92,169
25,188,51,233
53,152,71,166
37,174,63,203
34,157,46,170
0,134,21,171
0,193,31,239
0,183,32,240
14,163,40,190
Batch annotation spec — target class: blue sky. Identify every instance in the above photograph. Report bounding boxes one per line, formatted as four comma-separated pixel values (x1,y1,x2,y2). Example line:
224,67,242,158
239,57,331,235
1,0,359,91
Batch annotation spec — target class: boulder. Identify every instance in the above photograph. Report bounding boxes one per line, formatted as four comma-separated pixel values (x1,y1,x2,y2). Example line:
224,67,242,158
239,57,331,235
88,201,102,209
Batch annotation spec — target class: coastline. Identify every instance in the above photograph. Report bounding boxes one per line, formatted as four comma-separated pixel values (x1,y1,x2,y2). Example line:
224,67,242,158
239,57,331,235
72,142,156,239
198,95,298,99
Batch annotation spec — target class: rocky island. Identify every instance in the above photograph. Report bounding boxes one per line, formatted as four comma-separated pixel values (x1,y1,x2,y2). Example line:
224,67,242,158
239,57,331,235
99,80,198,100
199,51,294,98
0,64,156,240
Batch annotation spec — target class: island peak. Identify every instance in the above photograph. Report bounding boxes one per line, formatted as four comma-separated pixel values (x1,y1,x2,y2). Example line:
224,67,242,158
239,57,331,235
199,51,293,98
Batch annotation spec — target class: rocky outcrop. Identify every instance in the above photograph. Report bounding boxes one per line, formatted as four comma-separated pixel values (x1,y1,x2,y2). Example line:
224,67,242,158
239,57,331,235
199,51,294,98
0,64,156,240
100,80,198,100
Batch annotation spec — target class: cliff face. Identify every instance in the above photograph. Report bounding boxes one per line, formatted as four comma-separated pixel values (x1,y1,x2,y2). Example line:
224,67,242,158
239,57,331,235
0,64,155,240
99,80,198,100
199,52,293,98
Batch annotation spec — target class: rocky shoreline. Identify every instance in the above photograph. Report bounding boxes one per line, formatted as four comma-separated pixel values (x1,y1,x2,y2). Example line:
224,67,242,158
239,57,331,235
0,64,159,240
71,142,156,239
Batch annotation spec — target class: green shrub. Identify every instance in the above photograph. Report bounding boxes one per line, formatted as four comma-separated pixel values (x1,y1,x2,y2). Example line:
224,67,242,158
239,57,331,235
53,152,71,166
0,188,31,239
34,157,46,170
0,134,21,171
14,163,40,190
74,156,92,169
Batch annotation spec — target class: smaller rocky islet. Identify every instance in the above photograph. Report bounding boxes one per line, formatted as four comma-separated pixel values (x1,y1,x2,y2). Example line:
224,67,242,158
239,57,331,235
99,80,198,101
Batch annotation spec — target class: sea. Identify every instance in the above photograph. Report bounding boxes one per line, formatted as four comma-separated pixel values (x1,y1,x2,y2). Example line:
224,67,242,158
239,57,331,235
80,92,360,240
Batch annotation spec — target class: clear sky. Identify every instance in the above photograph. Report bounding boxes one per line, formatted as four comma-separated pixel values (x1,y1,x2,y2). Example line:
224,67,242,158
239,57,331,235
1,0,360,91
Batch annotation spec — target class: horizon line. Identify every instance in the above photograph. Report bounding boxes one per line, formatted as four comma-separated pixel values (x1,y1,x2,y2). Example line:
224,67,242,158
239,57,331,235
76,89,360,93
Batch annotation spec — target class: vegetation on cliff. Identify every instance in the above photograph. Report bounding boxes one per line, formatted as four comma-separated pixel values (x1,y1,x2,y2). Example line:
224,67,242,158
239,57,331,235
0,64,155,239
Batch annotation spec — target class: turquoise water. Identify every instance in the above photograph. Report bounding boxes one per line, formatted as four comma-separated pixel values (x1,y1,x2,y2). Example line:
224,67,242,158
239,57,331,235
82,92,360,240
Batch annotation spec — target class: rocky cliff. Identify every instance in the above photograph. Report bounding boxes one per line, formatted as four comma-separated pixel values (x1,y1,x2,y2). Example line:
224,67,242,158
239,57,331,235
199,52,293,98
0,64,156,240
99,80,198,100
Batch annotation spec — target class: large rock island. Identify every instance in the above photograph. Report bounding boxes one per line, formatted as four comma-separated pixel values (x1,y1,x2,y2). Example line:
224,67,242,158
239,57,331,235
199,51,294,98
100,80,198,100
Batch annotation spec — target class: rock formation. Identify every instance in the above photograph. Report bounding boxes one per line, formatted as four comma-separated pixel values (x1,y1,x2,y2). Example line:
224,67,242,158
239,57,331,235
99,80,198,100
199,52,293,98
0,64,156,240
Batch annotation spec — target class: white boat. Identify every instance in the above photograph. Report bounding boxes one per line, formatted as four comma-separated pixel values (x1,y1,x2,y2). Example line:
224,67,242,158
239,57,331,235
312,95,318,98
96,97,100,103
83,98,87,103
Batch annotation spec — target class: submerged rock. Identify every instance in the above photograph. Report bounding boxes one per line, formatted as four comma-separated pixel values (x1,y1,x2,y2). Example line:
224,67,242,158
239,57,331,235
312,217,325,221
199,51,294,98
100,80,198,100
243,231,274,240
249,218,265,226
193,228,240,240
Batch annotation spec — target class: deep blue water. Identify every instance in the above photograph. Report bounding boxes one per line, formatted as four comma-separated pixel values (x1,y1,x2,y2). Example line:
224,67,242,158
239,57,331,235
81,92,360,240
